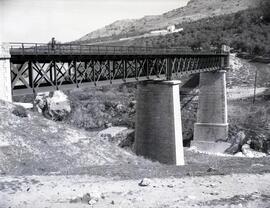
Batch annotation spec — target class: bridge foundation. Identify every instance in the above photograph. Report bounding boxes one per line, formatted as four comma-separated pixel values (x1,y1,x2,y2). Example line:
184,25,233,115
0,43,12,102
135,80,184,166
192,70,230,152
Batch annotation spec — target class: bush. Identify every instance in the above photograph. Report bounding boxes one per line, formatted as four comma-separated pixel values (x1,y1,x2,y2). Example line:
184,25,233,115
67,84,136,130
12,105,28,118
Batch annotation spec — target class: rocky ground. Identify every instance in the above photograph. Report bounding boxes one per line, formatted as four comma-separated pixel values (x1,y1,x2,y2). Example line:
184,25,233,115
1,173,270,208
0,98,270,207
1,98,269,177
0,100,151,176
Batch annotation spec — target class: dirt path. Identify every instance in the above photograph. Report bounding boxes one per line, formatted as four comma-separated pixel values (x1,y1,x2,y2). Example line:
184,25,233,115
1,173,269,208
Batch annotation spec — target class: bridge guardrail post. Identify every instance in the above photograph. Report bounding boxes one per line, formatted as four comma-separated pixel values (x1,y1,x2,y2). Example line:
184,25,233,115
47,44,50,55
35,43,37,55
22,43,24,55
59,44,62,55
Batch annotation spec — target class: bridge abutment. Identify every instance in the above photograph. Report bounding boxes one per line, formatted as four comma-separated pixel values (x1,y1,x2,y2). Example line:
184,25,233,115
0,43,12,102
135,80,184,166
192,70,230,152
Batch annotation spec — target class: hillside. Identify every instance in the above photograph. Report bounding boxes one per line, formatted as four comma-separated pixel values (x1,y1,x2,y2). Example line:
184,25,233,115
0,100,153,175
98,6,270,56
77,0,263,43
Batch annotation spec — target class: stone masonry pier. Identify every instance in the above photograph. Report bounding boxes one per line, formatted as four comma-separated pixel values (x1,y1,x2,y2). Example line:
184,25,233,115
135,80,185,166
192,70,230,152
0,43,12,102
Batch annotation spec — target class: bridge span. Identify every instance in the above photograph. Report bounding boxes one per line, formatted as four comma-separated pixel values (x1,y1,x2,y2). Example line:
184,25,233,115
9,42,228,96
0,42,230,166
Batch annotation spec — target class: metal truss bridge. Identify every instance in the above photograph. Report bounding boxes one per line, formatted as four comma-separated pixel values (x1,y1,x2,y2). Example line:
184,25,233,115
9,42,229,95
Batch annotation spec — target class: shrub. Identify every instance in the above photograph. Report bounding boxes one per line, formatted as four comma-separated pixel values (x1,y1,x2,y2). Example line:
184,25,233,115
12,105,28,118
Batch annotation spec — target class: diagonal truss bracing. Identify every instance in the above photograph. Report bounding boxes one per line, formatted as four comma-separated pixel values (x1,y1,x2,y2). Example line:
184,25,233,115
10,53,228,95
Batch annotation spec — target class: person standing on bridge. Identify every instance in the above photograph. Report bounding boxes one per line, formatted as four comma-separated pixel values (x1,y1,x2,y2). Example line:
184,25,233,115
51,37,56,51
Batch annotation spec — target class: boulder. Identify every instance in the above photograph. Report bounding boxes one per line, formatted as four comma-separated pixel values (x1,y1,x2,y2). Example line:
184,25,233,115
118,130,135,149
98,127,134,148
250,134,268,153
225,131,246,154
116,104,126,112
98,126,128,141
234,152,245,157
13,102,33,109
70,192,100,205
34,92,50,114
138,178,152,187
34,91,71,121
242,144,267,158
263,140,270,154
12,105,28,118
105,122,113,128
129,100,136,108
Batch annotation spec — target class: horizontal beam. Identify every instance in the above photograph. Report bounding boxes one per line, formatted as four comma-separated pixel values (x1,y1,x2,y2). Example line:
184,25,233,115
12,67,219,96
10,54,228,64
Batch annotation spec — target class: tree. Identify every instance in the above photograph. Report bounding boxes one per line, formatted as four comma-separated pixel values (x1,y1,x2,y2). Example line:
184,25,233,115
260,1,270,22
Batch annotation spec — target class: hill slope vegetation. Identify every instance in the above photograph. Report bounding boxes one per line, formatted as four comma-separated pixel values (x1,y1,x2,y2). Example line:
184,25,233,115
77,0,264,43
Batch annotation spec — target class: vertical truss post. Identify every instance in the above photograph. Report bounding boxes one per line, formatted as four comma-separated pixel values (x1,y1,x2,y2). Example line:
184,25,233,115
146,59,149,79
84,61,87,82
73,60,78,88
123,60,127,82
135,59,138,80
166,57,172,80
28,61,34,92
68,61,72,82
93,60,96,86
49,62,53,82
109,60,113,84
53,60,58,90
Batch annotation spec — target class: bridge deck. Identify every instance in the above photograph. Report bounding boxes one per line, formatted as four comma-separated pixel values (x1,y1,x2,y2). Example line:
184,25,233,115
10,43,227,58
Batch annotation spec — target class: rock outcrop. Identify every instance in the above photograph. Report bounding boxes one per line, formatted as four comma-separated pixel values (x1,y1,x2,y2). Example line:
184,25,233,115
34,91,71,121
98,127,135,149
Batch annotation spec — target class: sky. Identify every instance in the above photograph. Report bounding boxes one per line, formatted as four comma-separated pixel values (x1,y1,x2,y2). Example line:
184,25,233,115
0,0,189,43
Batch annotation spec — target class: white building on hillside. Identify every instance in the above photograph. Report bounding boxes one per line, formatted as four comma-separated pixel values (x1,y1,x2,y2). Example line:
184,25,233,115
167,25,176,32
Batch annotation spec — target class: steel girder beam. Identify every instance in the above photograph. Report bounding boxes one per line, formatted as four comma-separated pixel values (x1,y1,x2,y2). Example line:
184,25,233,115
11,55,226,95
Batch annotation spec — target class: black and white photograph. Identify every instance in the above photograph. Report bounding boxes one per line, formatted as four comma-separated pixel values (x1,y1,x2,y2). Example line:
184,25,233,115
0,0,270,207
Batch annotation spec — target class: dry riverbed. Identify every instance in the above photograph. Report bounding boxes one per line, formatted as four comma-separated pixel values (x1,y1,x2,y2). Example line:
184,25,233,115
1,173,270,208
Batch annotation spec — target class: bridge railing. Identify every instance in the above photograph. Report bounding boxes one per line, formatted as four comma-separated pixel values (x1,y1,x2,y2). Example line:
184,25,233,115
9,42,226,56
